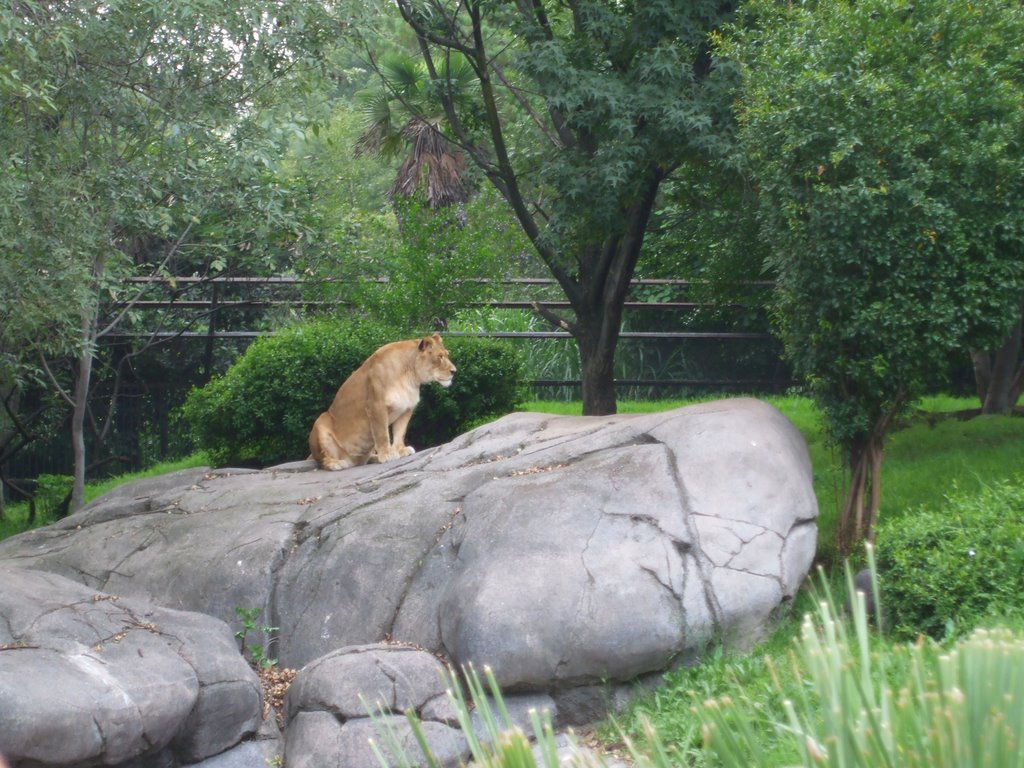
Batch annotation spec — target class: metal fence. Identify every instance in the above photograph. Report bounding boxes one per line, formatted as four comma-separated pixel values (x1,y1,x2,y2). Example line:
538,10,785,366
109,275,791,394
2,276,791,494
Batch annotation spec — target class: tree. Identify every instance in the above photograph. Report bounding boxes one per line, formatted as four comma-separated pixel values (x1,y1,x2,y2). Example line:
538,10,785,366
290,91,533,333
0,0,338,511
723,0,1024,555
363,0,739,414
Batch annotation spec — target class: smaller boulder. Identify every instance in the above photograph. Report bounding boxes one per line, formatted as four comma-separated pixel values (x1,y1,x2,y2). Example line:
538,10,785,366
284,644,559,768
285,644,466,767
286,643,456,723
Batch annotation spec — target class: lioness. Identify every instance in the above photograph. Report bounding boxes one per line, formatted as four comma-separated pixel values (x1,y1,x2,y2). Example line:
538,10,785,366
308,334,456,470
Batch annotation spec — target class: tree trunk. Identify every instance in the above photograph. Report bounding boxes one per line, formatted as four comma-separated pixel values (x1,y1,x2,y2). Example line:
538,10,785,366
69,314,97,515
202,282,220,382
836,408,897,558
577,325,619,416
971,303,1023,414
0,384,16,520
837,437,881,557
69,254,106,515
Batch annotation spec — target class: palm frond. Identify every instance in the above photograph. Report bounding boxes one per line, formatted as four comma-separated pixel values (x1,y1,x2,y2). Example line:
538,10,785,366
378,52,426,97
390,118,470,208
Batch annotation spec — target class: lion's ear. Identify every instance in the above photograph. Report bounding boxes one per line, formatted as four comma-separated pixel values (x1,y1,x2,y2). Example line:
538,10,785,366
419,336,434,351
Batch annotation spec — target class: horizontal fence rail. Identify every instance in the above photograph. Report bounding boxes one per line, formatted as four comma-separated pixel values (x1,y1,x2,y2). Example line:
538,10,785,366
122,276,774,286
109,330,773,340
105,275,787,392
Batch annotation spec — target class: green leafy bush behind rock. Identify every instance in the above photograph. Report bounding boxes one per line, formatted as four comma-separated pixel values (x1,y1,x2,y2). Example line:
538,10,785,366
875,479,1024,640
179,319,527,467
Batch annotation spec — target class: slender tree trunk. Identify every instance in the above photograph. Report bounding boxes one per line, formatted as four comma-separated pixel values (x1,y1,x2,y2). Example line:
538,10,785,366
202,282,220,382
971,303,1023,414
69,254,106,515
0,384,15,520
836,407,897,557
838,437,880,557
69,312,97,515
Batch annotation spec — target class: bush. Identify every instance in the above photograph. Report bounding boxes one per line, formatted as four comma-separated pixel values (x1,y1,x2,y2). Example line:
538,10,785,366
411,336,529,446
180,319,527,467
875,479,1024,639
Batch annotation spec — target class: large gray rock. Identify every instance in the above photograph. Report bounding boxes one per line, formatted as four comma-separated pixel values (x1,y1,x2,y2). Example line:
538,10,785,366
0,567,261,767
0,398,818,765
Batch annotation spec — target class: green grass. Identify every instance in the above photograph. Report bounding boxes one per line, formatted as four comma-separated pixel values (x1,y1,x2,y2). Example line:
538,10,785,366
0,452,210,540
80,452,211,503
613,620,812,766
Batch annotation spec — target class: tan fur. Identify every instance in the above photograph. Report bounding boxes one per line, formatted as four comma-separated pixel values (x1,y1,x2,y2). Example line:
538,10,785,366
308,334,456,471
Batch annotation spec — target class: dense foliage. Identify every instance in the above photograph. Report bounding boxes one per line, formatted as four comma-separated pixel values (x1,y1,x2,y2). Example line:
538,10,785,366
723,0,1024,552
180,319,527,467
0,0,342,509
0,0,337,375
307,189,535,332
875,480,1024,640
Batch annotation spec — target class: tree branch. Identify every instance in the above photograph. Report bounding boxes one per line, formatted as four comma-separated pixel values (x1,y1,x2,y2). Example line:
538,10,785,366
395,0,477,57
486,57,565,150
38,353,75,409
0,390,45,462
96,220,195,340
531,301,576,335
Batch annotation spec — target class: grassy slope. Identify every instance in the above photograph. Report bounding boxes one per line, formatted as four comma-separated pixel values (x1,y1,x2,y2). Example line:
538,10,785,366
0,453,211,541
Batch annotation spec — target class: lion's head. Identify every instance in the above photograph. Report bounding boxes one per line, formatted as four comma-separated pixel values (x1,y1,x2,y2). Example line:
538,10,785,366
416,334,456,387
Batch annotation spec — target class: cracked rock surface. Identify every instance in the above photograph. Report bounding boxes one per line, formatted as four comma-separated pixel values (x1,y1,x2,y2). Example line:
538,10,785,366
0,398,817,765
0,567,260,767
284,644,470,768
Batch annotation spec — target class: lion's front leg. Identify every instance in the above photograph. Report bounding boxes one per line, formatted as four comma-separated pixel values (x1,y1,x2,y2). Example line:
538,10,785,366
368,399,402,462
390,409,415,458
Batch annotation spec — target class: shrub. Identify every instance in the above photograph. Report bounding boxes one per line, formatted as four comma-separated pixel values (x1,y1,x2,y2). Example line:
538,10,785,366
875,479,1024,640
179,318,398,467
180,319,527,467
411,336,529,447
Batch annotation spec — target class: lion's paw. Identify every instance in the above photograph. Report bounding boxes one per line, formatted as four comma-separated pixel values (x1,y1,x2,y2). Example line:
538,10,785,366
399,446,416,457
321,458,353,471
